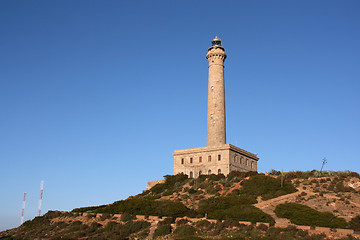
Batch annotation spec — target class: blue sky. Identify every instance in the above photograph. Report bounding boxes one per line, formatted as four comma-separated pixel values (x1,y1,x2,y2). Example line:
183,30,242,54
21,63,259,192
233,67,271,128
1,0,359,231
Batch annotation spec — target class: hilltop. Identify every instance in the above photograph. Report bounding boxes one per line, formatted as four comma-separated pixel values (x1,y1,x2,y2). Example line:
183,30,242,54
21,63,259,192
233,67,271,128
1,170,360,239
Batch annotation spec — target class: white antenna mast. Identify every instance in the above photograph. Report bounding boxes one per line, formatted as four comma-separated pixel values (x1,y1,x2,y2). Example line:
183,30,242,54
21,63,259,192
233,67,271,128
20,192,27,225
38,180,44,216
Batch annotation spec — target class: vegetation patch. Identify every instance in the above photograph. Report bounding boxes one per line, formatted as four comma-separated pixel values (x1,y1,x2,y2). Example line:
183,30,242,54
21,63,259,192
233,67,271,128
154,224,172,237
349,215,360,231
208,205,275,224
240,175,297,200
275,203,348,228
174,225,196,237
151,173,189,194
197,195,273,224
91,198,196,218
198,195,257,214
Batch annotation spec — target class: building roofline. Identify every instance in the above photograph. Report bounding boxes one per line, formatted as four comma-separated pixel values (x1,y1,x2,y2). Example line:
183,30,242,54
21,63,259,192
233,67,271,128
173,144,259,161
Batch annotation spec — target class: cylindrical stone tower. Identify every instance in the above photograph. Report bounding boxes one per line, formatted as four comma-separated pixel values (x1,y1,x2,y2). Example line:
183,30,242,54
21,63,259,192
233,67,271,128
206,36,227,146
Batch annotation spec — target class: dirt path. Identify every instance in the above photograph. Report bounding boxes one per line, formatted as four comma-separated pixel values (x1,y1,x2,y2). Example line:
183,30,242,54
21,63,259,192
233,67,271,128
145,221,158,240
254,190,303,225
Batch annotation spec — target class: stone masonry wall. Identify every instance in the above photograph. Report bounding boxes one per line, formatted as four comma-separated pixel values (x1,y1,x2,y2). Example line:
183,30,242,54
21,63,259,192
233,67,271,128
173,144,258,177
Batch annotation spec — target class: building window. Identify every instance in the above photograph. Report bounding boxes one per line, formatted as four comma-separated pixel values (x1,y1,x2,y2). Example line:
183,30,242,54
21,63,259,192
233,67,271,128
251,161,254,168
181,158,184,164
199,170,202,176
210,114,213,120
234,156,236,162
199,156,202,163
218,169,221,174
240,157,243,164
190,171,193,178
218,154,221,161
211,86,214,92
208,155,211,162
208,169,212,175
246,159,249,166
190,157,193,164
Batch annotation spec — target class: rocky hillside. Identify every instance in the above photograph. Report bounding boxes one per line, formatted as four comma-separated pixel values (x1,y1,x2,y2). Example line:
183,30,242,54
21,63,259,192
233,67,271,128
1,170,360,240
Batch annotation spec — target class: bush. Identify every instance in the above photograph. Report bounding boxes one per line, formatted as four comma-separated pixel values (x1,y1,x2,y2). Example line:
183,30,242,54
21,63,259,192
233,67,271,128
275,203,348,228
159,217,175,225
121,212,136,221
228,171,258,180
194,220,213,230
208,205,275,224
197,194,273,224
222,218,240,228
111,220,150,238
22,216,50,229
174,225,196,237
154,224,172,237
198,195,257,214
188,188,197,194
151,173,189,194
257,223,269,231
72,205,106,213
334,182,353,192
104,221,118,232
349,215,360,231
176,218,189,226
99,213,111,221
269,169,281,176
93,198,195,218
240,175,297,200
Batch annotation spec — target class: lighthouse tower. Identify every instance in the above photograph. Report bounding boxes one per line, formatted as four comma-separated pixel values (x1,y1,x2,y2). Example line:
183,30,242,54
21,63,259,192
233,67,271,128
206,36,227,146
172,36,259,178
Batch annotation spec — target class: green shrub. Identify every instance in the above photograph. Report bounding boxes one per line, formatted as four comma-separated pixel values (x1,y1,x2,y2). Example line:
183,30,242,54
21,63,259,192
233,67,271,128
72,205,106,213
334,182,353,192
240,175,297,200
198,195,257,214
121,212,136,221
194,220,213,230
159,217,175,225
197,195,273,224
22,216,50,229
229,189,241,195
112,220,150,238
269,169,281,176
174,225,196,237
176,219,190,226
228,171,258,180
208,205,275,224
275,203,348,228
349,215,360,231
104,221,118,232
151,173,189,194
99,213,111,221
222,218,240,228
143,194,162,200
162,189,176,196
154,224,172,237
188,188,197,194
93,198,195,218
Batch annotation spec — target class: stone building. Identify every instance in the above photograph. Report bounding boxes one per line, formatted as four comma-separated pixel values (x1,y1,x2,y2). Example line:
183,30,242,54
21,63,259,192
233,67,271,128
173,36,259,178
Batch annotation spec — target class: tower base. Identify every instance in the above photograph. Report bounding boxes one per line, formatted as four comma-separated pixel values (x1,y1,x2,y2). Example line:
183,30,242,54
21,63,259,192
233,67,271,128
173,144,259,178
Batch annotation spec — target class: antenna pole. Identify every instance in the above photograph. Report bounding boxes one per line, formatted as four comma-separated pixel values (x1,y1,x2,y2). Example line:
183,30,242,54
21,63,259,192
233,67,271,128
38,180,44,216
20,192,27,225
320,157,327,173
